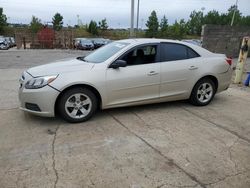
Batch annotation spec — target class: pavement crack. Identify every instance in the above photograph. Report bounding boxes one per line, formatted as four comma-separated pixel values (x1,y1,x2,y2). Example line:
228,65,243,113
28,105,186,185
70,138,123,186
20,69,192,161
203,170,249,186
157,182,198,188
14,168,30,187
51,124,60,188
228,138,239,171
109,112,206,188
39,152,49,175
130,110,151,127
181,107,250,144
130,110,174,138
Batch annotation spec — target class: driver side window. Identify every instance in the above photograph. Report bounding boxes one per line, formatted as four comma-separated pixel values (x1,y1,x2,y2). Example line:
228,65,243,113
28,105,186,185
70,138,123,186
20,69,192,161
121,45,158,66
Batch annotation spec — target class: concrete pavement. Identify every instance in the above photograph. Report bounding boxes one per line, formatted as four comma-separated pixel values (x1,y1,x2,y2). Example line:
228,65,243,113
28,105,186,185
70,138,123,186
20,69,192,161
0,50,250,188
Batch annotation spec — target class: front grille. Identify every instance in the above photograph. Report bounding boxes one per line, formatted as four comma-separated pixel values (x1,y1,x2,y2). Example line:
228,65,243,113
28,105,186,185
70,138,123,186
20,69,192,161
25,103,41,112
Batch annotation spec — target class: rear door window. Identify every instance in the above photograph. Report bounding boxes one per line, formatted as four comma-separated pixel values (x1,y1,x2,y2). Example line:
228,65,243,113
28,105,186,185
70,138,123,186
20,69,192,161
160,43,200,62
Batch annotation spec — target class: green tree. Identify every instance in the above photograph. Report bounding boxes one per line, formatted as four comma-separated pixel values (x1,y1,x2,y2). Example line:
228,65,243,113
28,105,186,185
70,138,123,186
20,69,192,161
0,7,7,34
240,16,250,26
160,15,168,37
203,10,220,25
88,20,98,35
168,19,187,39
187,10,203,35
179,19,187,36
52,13,63,31
145,10,159,37
30,16,43,33
98,18,108,30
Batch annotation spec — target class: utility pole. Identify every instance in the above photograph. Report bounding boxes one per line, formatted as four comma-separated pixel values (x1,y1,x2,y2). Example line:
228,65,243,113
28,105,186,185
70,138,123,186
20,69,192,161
130,0,135,38
231,0,239,26
136,0,140,36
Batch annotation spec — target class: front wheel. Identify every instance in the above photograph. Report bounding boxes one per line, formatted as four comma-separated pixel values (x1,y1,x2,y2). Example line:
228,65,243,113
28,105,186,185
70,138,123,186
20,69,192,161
58,87,98,123
189,78,216,106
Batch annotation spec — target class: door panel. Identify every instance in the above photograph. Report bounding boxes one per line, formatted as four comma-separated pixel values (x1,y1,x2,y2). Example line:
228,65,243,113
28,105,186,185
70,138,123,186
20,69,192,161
160,58,200,98
106,63,160,106
159,42,201,98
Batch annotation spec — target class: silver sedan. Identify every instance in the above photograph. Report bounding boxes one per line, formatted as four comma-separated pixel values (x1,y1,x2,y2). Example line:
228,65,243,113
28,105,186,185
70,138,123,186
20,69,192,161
19,39,232,123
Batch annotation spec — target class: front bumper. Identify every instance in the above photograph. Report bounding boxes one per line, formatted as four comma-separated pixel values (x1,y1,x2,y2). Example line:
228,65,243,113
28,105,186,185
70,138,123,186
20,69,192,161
19,84,60,117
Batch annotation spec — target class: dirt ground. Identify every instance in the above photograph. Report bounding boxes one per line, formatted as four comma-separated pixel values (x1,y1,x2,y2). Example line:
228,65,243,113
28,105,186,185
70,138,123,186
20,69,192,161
0,49,250,188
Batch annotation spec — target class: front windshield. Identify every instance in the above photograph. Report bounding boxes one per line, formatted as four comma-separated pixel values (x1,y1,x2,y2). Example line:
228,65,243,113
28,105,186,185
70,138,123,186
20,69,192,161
83,42,129,63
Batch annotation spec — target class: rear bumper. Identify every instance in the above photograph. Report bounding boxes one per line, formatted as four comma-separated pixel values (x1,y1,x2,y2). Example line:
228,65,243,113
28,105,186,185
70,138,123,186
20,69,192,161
217,68,233,93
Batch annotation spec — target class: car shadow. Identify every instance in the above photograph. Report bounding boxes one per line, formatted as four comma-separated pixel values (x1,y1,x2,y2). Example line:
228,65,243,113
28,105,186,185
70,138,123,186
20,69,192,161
23,94,229,125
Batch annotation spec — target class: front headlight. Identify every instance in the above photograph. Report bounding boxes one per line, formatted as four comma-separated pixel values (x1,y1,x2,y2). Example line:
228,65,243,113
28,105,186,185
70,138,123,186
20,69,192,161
25,75,58,89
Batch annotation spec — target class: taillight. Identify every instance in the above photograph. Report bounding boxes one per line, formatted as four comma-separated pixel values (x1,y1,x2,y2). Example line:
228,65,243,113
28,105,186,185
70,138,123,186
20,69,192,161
226,57,232,66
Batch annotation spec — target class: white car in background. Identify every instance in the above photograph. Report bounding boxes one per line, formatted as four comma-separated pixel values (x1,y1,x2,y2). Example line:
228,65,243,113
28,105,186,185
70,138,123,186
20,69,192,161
19,39,232,123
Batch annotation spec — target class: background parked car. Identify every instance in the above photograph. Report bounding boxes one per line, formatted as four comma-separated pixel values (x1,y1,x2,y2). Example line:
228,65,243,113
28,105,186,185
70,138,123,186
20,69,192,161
91,38,106,49
0,36,9,50
5,37,12,48
10,37,16,46
76,39,94,50
9,37,16,47
182,39,202,47
5,37,15,47
103,39,112,44
73,38,84,49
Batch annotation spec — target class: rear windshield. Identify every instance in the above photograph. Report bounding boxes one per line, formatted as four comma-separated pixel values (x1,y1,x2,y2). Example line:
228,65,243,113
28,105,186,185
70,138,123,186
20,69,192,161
83,42,129,63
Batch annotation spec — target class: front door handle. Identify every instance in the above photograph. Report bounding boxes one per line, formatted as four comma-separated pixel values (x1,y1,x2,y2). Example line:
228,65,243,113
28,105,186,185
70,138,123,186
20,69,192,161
148,71,159,76
189,66,198,70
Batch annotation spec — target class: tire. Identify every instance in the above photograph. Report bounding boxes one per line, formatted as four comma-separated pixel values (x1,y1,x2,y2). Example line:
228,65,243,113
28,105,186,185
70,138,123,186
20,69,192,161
58,87,98,123
189,78,216,106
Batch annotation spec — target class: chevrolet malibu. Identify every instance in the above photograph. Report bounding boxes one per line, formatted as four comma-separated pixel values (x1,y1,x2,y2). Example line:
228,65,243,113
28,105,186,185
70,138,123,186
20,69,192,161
19,39,232,123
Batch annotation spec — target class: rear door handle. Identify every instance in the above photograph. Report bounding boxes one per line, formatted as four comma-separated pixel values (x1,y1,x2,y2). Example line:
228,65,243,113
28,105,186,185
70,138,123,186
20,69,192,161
189,66,198,70
148,71,159,76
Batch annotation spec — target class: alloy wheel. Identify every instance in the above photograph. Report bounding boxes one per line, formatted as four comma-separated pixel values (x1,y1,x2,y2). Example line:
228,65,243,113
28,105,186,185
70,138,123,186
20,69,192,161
65,93,92,119
197,83,213,103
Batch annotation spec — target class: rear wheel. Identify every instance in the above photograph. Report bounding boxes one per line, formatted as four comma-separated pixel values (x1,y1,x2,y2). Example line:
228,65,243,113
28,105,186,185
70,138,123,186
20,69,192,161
58,87,98,123
189,78,215,106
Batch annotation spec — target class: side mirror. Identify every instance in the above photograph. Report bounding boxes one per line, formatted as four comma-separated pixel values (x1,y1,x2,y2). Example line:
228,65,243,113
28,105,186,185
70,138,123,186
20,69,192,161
110,60,127,69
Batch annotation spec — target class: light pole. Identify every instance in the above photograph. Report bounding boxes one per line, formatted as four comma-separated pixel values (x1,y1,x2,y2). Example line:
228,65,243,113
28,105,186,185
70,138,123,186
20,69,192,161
136,0,140,36
231,0,239,26
130,0,135,38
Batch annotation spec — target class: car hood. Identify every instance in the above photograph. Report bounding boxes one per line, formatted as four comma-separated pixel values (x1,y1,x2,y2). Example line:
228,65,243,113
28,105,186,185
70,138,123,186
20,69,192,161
27,58,95,77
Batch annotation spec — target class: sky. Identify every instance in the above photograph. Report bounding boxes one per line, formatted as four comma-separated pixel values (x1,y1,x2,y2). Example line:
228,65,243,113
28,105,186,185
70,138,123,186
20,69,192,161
1,0,250,28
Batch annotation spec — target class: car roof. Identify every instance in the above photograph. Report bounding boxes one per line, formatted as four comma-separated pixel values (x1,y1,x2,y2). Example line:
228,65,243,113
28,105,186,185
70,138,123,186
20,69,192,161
118,38,213,57
118,38,179,44
81,39,92,42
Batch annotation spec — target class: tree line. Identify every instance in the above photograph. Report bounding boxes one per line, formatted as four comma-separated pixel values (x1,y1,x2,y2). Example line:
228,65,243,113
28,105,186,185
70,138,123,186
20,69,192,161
1,5,250,38
0,8,109,35
30,14,109,35
145,5,250,39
